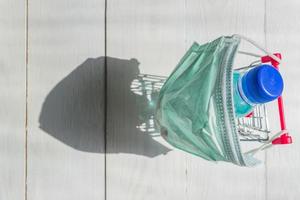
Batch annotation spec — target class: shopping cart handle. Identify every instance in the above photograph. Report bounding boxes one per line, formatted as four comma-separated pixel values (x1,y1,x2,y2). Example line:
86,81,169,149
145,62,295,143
261,53,293,145
272,133,293,145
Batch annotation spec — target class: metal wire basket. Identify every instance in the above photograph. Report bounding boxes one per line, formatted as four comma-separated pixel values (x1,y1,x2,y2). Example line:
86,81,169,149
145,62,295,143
132,73,270,143
236,104,270,142
133,73,272,142
131,74,165,134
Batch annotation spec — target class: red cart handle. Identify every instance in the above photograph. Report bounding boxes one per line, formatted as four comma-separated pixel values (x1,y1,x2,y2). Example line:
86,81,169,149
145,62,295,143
261,53,292,145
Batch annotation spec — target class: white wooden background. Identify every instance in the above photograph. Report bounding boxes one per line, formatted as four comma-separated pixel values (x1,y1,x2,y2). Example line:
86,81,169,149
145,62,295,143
1,0,300,200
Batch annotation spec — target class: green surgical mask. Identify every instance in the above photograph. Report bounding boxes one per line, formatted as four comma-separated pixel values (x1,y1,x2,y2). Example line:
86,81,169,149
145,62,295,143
156,35,281,167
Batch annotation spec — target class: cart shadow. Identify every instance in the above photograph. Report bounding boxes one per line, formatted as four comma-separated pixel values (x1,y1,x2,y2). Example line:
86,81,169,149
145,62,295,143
39,56,171,157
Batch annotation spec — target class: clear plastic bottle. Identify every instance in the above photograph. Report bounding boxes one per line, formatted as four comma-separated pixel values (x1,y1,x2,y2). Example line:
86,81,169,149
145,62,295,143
233,64,284,118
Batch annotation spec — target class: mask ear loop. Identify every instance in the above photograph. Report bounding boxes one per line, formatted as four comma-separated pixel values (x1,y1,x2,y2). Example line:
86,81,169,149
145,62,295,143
233,34,282,64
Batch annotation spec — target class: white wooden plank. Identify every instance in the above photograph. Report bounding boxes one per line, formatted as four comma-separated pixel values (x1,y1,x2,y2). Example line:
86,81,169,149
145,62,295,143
107,1,267,200
266,1,300,199
27,1,105,199
184,1,266,199
0,0,26,199
106,1,188,200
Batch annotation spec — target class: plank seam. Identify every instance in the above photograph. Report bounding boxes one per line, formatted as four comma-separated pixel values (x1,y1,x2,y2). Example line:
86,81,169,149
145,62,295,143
104,0,108,199
25,0,29,199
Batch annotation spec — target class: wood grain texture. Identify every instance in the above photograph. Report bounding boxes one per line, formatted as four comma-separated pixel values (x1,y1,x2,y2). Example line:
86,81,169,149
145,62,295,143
1,0,300,199
266,1,300,199
0,0,26,199
27,0,105,199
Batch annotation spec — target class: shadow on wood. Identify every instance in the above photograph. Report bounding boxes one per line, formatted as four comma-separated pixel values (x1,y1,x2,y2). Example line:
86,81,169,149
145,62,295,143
39,56,170,157
107,57,171,157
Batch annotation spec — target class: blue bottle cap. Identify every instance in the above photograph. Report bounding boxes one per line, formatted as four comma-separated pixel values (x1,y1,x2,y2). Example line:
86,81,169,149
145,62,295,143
241,64,284,104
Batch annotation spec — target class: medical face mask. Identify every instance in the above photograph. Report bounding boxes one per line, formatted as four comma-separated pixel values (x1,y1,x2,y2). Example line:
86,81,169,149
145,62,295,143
155,34,287,167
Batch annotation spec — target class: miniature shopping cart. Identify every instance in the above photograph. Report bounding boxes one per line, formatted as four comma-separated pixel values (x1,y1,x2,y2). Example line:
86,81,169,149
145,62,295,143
134,53,292,145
